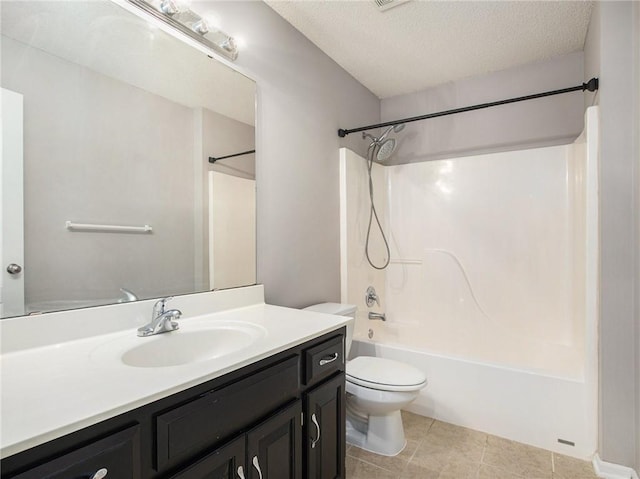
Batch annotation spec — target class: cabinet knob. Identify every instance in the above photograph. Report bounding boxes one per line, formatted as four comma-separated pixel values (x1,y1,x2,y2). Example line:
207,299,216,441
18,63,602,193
90,469,108,479
252,456,263,479
237,465,246,479
311,413,321,449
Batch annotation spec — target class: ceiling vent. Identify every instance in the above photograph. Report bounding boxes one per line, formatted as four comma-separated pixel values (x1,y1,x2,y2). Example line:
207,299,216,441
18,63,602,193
374,0,411,12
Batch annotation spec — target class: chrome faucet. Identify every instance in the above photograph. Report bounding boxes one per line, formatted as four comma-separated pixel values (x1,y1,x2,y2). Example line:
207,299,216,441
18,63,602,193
118,288,138,303
137,297,181,337
368,312,386,321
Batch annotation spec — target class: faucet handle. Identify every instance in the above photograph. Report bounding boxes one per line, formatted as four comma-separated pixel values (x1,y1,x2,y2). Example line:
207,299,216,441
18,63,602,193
153,296,173,317
365,286,380,307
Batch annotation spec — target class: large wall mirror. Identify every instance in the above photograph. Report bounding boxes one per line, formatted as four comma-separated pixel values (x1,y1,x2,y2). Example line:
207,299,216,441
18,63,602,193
1,0,256,318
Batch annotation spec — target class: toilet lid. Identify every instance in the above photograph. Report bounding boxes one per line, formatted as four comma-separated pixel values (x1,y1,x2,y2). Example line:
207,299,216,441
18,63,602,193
346,356,427,391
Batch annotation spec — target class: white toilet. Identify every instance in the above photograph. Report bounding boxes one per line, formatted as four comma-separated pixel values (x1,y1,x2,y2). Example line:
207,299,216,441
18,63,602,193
303,303,427,456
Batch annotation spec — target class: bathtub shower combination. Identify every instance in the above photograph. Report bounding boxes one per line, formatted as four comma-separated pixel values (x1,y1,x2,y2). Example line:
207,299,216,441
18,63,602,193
339,107,599,459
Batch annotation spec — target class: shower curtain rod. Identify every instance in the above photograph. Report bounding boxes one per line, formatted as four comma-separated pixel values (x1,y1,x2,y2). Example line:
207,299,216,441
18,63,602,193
337,77,599,138
208,149,256,163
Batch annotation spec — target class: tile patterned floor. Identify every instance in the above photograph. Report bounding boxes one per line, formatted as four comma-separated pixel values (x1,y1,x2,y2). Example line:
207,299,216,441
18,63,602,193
346,411,599,479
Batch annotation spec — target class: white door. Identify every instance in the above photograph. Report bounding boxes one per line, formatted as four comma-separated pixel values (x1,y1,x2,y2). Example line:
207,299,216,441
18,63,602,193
1,88,25,317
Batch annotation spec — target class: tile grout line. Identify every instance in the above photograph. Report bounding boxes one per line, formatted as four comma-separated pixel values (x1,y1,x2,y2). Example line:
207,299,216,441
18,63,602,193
349,454,393,474
400,415,432,472
479,435,488,465
475,435,488,479
551,452,556,473
404,436,423,469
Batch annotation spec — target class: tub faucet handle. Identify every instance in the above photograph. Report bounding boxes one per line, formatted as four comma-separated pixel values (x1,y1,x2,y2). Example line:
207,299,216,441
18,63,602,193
365,286,380,307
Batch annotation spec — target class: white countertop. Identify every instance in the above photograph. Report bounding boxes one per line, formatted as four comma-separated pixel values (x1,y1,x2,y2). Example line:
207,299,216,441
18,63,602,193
0,288,348,458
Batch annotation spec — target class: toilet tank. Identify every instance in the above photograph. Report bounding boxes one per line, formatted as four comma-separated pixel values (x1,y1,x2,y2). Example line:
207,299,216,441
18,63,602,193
302,303,356,355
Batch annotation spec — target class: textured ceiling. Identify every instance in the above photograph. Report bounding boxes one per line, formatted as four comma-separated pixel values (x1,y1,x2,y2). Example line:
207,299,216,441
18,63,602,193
265,1,593,99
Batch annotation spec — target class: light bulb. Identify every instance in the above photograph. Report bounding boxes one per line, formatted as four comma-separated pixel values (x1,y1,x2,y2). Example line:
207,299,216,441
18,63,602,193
192,18,209,34
159,0,190,16
221,36,237,53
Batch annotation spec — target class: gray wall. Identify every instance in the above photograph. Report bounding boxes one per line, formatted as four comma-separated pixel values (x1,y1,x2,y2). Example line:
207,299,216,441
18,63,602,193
635,4,640,471
196,1,380,308
636,3,640,471
584,1,640,471
381,51,586,163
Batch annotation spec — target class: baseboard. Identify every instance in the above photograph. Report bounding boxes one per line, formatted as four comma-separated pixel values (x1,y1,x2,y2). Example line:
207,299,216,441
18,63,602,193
593,454,640,479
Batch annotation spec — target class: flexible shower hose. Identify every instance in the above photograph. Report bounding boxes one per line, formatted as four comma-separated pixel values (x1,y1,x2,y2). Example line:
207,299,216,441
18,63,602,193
365,143,391,270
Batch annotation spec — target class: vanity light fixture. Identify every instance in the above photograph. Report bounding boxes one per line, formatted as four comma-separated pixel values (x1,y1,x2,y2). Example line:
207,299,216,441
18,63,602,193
127,0,239,60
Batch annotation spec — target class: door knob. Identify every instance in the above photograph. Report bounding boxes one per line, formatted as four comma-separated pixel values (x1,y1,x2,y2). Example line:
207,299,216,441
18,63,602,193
6,264,22,275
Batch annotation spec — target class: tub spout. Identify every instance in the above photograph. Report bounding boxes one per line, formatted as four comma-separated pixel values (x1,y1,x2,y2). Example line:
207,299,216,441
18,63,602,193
368,312,386,321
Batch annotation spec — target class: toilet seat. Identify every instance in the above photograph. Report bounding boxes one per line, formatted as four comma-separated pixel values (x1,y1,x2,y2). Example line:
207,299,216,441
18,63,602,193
346,356,427,392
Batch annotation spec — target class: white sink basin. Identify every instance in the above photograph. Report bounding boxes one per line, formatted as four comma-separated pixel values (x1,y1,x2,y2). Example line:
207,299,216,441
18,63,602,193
92,321,266,368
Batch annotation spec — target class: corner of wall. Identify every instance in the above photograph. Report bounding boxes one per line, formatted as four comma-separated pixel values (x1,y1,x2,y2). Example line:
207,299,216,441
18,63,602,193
583,1,601,110
633,2,640,474
597,0,639,469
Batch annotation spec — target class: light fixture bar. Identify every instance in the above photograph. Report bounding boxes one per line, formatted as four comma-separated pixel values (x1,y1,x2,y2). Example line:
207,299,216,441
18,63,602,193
125,0,238,61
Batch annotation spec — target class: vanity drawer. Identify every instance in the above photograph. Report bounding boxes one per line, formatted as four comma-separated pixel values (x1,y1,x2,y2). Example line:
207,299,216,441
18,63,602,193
304,335,344,385
9,425,140,479
155,355,300,471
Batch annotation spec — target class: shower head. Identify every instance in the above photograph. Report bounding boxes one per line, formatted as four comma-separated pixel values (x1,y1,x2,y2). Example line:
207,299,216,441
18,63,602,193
378,123,405,142
362,123,405,162
376,138,397,162
375,123,405,162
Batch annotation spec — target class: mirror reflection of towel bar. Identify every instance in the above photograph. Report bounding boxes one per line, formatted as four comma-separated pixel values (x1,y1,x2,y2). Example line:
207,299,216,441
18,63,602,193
65,221,152,233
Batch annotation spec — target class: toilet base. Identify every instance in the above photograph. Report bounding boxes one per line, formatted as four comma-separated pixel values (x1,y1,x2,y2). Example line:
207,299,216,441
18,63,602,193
346,410,407,456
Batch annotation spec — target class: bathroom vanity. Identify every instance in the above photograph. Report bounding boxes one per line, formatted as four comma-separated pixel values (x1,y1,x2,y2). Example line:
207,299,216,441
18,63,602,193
0,287,348,479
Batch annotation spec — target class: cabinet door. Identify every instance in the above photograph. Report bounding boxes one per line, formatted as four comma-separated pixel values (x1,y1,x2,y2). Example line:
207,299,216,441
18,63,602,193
9,425,140,479
304,373,346,479
169,435,246,479
246,401,302,479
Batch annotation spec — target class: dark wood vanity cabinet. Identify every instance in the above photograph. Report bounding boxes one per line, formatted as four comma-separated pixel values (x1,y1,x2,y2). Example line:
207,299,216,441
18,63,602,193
1,328,346,479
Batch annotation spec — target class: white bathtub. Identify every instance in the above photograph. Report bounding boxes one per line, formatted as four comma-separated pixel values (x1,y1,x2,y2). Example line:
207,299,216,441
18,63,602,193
350,318,597,460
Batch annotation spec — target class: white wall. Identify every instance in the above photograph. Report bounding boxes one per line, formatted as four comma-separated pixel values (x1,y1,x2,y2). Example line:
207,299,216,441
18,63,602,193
196,1,381,308
381,51,587,163
584,1,640,471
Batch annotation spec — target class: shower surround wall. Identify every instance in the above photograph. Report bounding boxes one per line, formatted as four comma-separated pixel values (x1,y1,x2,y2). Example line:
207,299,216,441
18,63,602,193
339,108,598,459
